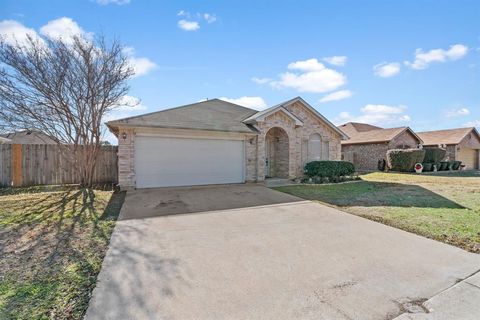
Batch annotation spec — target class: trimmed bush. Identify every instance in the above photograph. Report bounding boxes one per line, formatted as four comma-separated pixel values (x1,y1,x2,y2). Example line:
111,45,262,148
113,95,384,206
423,147,446,163
386,149,426,172
304,161,355,178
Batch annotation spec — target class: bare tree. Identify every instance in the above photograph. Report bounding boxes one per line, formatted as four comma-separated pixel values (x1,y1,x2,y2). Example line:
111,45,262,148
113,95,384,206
0,34,134,187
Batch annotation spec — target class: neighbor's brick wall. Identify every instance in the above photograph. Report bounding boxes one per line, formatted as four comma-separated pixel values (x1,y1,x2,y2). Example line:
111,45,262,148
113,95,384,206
341,143,389,171
458,131,480,150
117,127,135,189
342,130,421,171
388,130,420,149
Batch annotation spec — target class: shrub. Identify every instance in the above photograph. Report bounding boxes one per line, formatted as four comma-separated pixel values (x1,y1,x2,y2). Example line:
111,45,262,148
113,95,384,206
304,161,355,178
423,147,446,163
386,149,426,172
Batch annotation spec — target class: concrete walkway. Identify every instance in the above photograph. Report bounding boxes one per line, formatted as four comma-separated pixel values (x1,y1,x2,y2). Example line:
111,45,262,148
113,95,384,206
86,185,480,320
394,271,480,320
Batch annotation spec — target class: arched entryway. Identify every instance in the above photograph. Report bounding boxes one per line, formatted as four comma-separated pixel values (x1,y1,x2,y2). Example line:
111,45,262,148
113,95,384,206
265,127,289,178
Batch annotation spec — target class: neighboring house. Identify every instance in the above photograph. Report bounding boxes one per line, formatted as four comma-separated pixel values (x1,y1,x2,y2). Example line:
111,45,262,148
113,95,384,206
107,97,348,189
339,122,423,171
0,130,56,145
0,136,11,144
417,127,480,170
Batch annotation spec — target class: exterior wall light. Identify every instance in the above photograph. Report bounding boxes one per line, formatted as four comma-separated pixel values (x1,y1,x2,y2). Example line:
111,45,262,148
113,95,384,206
122,132,127,140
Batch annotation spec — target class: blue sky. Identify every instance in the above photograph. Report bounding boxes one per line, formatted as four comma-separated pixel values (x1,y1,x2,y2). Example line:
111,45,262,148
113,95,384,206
1,0,479,143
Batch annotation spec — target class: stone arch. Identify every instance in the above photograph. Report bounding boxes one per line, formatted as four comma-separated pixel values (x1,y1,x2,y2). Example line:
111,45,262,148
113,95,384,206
264,127,289,178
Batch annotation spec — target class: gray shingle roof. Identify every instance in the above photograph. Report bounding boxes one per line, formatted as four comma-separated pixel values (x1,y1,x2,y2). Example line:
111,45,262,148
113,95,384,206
107,99,259,134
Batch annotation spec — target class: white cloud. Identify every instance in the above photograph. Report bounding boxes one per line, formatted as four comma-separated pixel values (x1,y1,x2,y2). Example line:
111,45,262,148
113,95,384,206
464,120,480,128
219,96,267,110
113,95,147,111
287,58,325,71
123,47,157,77
96,0,130,4
373,62,401,77
177,11,217,30
319,90,353,103
322,56,347,66
103,95,147,123
178,20,200,31
203,13,217,24
405,44,469,70
260,58,346,93
40,17,91,44
445,107,470,118
251,77,272,84
0,20,42,46
336,104,411,126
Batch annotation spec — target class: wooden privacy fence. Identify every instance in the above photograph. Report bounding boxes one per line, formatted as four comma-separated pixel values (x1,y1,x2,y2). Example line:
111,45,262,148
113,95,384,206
0,144,118,187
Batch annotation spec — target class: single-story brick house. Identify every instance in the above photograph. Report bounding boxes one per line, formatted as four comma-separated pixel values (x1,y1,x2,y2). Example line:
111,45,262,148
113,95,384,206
107,97,348,189
338,122,423,171
0,130,56,144
417,127,480,170
0,136,11,144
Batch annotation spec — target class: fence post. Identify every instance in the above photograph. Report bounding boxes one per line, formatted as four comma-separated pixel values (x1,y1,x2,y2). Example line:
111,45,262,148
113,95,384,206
11,144,23,187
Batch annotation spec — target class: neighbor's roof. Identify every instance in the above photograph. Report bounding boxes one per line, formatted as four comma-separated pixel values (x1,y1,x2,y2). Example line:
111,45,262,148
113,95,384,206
243,96,349,139
0,136,11,144
340,125,422,145
417,127,480,145
0,130,56,144
338,122,382,137
107,99,259,134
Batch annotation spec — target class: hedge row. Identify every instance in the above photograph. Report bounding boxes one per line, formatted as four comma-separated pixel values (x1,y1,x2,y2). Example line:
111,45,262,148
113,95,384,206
386,149,426,172
304,161,355,178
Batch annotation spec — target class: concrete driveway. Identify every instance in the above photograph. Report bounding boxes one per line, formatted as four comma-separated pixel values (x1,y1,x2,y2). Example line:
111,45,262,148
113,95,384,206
86,184,480,320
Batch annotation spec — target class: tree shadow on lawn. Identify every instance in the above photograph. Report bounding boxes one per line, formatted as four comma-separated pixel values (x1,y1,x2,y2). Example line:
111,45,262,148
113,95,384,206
276,181,465,209
0,187,126,319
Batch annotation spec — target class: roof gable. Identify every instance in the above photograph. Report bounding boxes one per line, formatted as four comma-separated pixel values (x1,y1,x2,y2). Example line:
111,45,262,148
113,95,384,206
107,99,259,134
244,97,348,139
341,126,422,145
417,127,480,145
243,106,303,126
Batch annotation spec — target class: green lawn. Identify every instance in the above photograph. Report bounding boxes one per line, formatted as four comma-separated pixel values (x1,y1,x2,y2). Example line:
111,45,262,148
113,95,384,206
275,171,480,253
0,186,125,319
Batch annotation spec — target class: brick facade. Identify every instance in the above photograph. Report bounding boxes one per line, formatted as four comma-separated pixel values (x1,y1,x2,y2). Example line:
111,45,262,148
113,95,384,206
116,100,344,188
117,127,135,188
342,130,421,171
250,101,343,181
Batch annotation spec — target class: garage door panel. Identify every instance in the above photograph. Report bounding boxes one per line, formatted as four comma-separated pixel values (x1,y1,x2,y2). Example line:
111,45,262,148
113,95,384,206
458,148,479,170
135,136,244,188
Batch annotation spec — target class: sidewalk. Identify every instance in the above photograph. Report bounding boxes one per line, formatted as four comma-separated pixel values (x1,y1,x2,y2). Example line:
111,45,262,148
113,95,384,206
394,271,480,320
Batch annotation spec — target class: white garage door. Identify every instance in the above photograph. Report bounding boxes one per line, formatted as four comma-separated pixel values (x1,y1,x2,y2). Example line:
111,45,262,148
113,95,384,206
134,135,245,188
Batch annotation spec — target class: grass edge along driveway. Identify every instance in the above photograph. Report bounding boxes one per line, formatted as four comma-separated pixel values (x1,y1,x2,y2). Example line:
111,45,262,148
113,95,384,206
0,186,125,320
275,171,480,253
